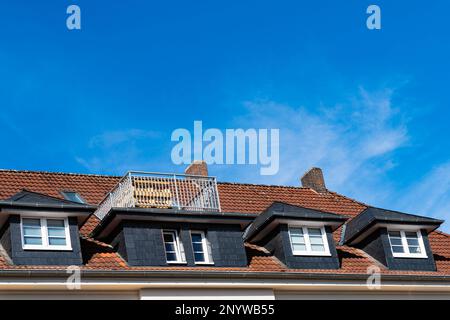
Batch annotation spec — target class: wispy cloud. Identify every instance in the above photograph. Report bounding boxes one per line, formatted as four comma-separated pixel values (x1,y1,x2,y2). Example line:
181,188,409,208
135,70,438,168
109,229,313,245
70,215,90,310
229,88,408,201
221,87,450,229
397,162,450,220
88,129,160,149
76,129,163,174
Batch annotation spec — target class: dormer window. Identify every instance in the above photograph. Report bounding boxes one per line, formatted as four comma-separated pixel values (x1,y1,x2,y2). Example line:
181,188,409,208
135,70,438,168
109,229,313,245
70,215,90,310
21,217,72,250
288,226,331,256
388,230,427,258
190,231,213,264
162,230,186,264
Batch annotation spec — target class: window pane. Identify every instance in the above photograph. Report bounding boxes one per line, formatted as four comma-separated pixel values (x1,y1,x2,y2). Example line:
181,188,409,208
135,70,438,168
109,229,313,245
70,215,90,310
408,246,421,254
290,234,305,244
392,245,404,253
165,243,175,252
47,228,65,237
166,252,177,261
49,237,66,246
309,236,324,245
390,238,402,246
311,244,325,252
405,232,418,238
193,243,203,252
292,243,307,252
47,220,65,228
23,219,41,227
388,231,401,238
23,227,41,237
406,238,419,246
24,237,42,245
290,228,303,236
290,229,305,246
163,231,180,262
307,228,322,236
22,219,43,246
191,234,202,243
163,233,174,242
194,252,205,262
389,231,404,254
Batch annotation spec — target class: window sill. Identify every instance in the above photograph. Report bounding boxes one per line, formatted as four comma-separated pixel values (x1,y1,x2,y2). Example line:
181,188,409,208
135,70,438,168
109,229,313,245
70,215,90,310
292,252,332,257
194,261,215,265
167,261,187,265
22,246,72,251
392,254,428,259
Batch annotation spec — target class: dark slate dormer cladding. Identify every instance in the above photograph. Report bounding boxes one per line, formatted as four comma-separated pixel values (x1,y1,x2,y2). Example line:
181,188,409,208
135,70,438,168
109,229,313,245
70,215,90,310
344,207,443,271
92,208,255,267
0,190,94,266
244,202,348,269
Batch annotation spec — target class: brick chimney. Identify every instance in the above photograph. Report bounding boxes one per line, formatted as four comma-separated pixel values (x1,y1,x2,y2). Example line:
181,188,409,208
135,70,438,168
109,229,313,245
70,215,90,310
301,167,327,193
185,160,208,176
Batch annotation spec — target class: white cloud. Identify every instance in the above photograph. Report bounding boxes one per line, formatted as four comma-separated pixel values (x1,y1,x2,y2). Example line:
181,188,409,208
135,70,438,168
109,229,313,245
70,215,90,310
397,162,450,225
88,129,160,149
226,88,408,206
76,129,163,174
220,87,450,229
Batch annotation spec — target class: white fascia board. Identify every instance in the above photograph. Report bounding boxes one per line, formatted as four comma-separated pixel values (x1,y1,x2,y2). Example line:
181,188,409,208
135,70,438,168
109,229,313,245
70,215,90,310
1,278,450,293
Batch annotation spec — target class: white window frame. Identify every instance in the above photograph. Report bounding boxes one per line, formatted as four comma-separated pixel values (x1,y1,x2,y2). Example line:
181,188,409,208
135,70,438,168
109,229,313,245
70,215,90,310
21,217,72,251
190,230,213,265
162,230,185,264
387,229,427,258
288,225,331,256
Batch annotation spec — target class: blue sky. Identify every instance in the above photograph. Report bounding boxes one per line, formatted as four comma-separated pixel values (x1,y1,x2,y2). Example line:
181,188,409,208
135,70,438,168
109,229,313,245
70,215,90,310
1,1,450,227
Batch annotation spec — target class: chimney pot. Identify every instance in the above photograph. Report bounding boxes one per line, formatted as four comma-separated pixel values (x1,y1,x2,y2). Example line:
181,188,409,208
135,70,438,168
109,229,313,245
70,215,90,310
185,160,209,176
301,167,327,193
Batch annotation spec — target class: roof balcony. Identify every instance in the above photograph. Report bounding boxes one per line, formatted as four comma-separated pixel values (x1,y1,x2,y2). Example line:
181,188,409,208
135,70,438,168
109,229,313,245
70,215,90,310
94,171,221,219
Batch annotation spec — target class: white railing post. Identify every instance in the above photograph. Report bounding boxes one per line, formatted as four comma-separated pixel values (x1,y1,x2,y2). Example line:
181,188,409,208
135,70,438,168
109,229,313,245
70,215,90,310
213,177,221,211
109,192,113,208
128,172,135,207
173,174,181,210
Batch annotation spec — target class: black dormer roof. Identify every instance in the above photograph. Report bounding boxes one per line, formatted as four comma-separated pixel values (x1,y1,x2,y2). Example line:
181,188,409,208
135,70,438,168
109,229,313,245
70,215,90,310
0,190,96,228
6,189,85,205
343,206,444,245
244,201,348,242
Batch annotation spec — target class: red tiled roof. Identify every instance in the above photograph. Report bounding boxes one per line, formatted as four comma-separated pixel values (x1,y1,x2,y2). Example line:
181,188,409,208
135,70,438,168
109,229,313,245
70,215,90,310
0,169,367,214
0,169,449,278
217,183,366,216
0,169,367,236
0,169,119,205
80,214,101,236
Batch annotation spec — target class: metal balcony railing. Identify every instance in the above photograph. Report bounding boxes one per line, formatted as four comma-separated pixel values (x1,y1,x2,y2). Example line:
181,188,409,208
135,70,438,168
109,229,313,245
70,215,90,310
94,171,221,219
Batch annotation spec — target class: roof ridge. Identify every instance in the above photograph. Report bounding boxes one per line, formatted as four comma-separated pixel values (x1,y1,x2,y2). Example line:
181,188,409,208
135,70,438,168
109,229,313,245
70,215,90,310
0,169,121,179
218,181,311,189
326,190,369,208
